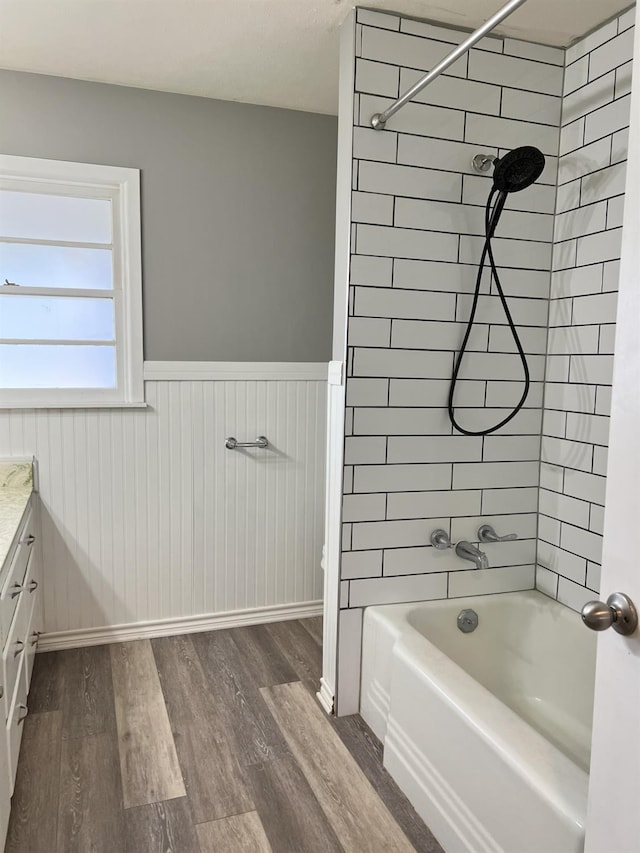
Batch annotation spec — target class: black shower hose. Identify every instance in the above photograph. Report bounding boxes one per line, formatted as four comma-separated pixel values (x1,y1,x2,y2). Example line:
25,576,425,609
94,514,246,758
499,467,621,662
447,187,530,436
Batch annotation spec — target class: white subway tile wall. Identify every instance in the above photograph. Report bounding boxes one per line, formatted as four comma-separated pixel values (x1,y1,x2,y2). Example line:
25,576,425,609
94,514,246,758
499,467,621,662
537,9,634,613
336,10,635,710
340,9,564,628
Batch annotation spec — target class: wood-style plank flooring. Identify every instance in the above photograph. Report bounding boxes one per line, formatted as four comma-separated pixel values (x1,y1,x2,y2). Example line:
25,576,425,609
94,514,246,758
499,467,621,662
6,618,443,853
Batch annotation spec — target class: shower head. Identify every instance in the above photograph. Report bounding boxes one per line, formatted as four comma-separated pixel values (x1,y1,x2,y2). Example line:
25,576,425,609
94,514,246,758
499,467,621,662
492,146,545,193
451,144,545,436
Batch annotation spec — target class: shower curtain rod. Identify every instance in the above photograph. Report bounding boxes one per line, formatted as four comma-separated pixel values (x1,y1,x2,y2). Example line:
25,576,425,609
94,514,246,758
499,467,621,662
370,0,529,130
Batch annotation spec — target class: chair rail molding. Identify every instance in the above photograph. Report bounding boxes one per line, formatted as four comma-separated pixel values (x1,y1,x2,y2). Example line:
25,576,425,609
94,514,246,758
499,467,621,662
143,361,329,381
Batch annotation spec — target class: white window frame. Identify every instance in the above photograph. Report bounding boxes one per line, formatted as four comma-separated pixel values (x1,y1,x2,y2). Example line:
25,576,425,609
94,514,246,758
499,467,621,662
0,155,144,408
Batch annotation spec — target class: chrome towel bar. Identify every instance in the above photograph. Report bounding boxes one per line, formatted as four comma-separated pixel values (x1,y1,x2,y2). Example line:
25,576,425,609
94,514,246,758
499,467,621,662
225,436,269,450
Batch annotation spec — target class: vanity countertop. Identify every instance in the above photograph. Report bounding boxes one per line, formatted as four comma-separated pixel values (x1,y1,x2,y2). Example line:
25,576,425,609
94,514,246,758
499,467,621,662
0,461,34,573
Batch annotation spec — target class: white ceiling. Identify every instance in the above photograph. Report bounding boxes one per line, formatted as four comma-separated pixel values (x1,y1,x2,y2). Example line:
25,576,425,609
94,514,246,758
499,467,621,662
0,0,631,116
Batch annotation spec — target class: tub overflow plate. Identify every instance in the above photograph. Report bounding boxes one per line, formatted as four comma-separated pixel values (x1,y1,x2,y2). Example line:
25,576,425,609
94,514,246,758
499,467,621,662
457,608,479,633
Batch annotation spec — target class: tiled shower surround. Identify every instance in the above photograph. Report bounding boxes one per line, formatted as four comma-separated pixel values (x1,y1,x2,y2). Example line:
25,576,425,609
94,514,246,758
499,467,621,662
537,8,635,612
336,6,634,710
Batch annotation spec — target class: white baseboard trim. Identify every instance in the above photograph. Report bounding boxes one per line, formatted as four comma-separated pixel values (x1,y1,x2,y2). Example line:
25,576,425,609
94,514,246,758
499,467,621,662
143,361,329,382
316,677,335,715
38,600,323,652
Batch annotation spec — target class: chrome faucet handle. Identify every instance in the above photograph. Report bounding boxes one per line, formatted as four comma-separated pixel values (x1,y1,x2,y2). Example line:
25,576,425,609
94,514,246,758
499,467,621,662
430,529,451,550
478,524,517,543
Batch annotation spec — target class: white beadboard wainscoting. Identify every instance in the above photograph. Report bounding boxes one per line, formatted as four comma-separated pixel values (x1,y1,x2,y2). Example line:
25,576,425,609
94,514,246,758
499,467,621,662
0,363,327,648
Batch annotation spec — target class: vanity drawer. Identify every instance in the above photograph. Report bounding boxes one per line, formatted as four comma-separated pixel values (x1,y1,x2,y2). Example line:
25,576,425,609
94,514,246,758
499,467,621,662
2,550,35,723
6,657,27,794
0,505,35,646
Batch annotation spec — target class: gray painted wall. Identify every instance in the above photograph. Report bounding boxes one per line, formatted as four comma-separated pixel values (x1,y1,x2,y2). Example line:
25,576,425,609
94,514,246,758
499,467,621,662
0,71,337,361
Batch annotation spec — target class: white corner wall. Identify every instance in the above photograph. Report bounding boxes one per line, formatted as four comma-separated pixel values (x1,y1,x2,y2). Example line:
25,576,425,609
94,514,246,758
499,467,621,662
0,364,327,646
320,10,357,716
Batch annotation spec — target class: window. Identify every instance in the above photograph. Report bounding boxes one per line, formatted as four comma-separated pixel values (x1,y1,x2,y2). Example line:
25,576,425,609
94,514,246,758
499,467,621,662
0,156,143,407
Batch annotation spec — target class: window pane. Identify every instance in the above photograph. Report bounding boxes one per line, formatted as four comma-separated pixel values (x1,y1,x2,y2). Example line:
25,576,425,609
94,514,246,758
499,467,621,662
0,191,112,244
0,344,116,388
0,243,112,289
0,294,115,341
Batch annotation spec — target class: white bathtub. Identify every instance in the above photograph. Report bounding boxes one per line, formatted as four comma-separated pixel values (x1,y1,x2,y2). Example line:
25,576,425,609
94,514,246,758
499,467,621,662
360,590,597,853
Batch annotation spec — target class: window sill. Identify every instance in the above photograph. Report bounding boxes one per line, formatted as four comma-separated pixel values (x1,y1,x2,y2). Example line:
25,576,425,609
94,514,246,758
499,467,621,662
0,401,148,410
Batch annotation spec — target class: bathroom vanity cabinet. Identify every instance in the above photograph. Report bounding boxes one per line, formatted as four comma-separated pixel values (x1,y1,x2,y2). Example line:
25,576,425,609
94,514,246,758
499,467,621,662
0,468,42,848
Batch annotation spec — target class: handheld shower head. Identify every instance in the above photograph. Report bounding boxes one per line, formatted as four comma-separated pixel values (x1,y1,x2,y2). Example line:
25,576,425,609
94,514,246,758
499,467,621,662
449,144,546,436
492,146,545,193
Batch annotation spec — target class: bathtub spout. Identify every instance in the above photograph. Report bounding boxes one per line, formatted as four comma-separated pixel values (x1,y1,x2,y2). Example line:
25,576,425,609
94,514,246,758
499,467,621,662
455,541,489,570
